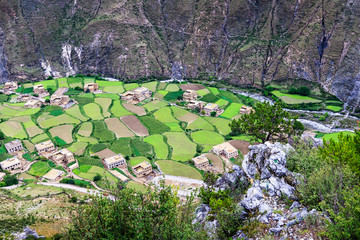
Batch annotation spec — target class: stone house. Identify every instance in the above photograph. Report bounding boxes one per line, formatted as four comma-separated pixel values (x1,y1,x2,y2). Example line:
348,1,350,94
104,154,126,169
0,157,21,171
212,142,239,159
187,100,204,111
183,90,197,101
132,161,152,177
42,169,64,181
239,106,253,114
33,84,49,97
203,103,222,116
5,140,24,154
3,81,18,94
25,99,43,108
50,88,70,106
121,87,152,104
17,94,32,102
35,140,56,156
84,83,99,93
192,154,209,169
50,149,75,164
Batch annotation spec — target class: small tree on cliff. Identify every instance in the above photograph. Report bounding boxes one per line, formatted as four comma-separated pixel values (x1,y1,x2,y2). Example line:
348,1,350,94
229,101,304,143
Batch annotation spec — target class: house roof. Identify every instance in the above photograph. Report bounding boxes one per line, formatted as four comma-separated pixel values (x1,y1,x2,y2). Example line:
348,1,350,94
43,169,64,180
204,103,219,111
213,142,237,153
0,157,21,169
192,154,209,165
104,154,125,165
35,140,54,150
5,140,22,149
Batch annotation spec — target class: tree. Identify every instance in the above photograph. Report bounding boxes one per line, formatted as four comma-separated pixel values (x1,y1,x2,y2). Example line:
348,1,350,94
93,174,102,182
0,130,5,140
299,86,310,96
3,175,18,186
66,182,205,239
229,101,304,143
74,86,82,91
210,111,216,117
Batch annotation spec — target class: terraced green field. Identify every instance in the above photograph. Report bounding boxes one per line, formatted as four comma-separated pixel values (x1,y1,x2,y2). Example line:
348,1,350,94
271,91,321,104
186,117,214,131
141,81,158,92
95,98,112,117
83,103,103,120
65,105,89,121
163,132,196,161
205,117,232,135
144,134,169,159
143,100,168,112
156,160,202,180
111,100,132,117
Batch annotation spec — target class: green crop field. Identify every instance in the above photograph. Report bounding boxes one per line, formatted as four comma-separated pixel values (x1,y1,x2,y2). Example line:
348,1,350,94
220,103,243,119
68,141,88,155
34,80,57,89
95,93,120,100
92,121,114,142
76,135,99,144
73,166,118,183
156,160,202,180
197,88,210,96
49,124,74,144
78,122,93,137
129,156,148,166
65,105,89,121
215,98,229,108
163,132,196,161
171,106,198,123
111,138,132,157
201,93,220,103
143,100,168,112
31,133,50,144
139,116,170,134
38,114,80,128
28,161,52,176
0,121,27,139
144,134,169,159
187,117,214,131
165,84,179,92
320,131,356,142
153,107,178,123
111,100,132,117
220,90,240,103
96,80,123,87
141,81,158,92
326,105,342,112
271,91,321,104
68,77,83,88
57,78,69,88
157,82,167,90
164,123,183,132
95,98,112,117
83,103,103,120
191,130,224,146
208,87,220,95
124,83,139,90
127,181,148,193
204,117,231,135
131,138,153,157
103,86,125,94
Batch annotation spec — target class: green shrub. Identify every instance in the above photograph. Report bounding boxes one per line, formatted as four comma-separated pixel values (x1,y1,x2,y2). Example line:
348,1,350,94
299,86,310,96
3,175,18,186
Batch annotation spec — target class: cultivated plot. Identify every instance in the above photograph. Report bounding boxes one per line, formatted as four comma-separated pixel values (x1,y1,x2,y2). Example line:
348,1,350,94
0,121,27,139
49,124,74,144
220,103,243,119
111,100,133,117
121,115,149,136
83,103,103,120
77,122,93,137
143,100,168,112
204,117,231,135
122,103,146,116
65,105,89,121
94,98,112,117
144,134,168,159
105,117,135,138
156,160,202,180
186,117,214,131
163,132,196,161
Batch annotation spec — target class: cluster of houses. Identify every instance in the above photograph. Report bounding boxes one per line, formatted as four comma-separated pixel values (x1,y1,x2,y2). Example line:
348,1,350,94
1,81,18,94
121,87,152,104
103,153,153,177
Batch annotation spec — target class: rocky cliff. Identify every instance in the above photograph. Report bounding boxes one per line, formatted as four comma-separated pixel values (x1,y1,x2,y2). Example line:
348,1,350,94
0,0,359,110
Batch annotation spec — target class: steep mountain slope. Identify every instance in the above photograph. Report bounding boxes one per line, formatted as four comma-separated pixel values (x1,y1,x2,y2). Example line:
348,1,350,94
0,0,359,110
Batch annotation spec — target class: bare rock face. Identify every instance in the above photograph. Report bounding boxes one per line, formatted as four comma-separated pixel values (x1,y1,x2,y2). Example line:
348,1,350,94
0,1,360,110
12,226,44,239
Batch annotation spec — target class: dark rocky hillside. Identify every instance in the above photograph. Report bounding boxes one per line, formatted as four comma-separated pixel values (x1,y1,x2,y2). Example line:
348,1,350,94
0,0,359,110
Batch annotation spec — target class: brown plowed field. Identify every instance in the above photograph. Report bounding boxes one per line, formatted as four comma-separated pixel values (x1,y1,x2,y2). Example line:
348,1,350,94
121,115,149,136
179,84,206,91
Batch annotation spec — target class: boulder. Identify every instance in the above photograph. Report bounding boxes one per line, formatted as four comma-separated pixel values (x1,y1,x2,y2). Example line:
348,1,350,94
269,227,283,236
193,204,211,224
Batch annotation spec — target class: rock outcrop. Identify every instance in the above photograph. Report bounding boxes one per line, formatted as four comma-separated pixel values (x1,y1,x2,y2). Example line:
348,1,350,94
11,226,44,240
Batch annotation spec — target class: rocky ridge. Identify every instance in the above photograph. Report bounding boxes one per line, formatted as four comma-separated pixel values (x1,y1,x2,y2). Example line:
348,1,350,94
195,142,326,239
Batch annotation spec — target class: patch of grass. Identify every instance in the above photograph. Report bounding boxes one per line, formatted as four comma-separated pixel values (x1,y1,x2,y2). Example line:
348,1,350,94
31,133,50,144
164,91,185,101
92,121,114,142
67,77,83,88
157,82,167,90
83,103,103,120
326,105,342,112
68,141,88,155
126,181,148,193
164,123,183,132
27,161,52,176
0,121,27,139
139,116,170,134
144,134,169,159
187,117,214,131
220,90,240,103
90,143,107,154
94,98,112,117
96,80,123,87
271,90,321,104
141,81,158,92
57,78,69,88
143,100,168,112
110,138,132,157
201,93,220,103
77,122,93,137
76,135,98,144
156,160,202,180
34,80,57,89
131,138,153,157
73,166,117,183
215,98,229,108
153,107,178,123
163,132,196,161
111,100,132,117
165,84,179,92
321,131,356,142
220,103,244,119
197,88,210,96
129,156,148,166
73,96,93,106
49,124,74,144
38,114,80,128
0,94,8,102
49,109,63,116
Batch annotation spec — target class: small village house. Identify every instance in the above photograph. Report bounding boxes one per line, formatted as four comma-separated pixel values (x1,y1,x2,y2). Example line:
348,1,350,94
132,161,152,177
203,103,222,116
17,94,32,102
0,172,5,181
35,140,56,156
104,154,126,169
183,90,197,101
192,154,209,169
68,161,79,171
33,84,49,97
50,88,70,106
84,83,99,93
25,99,43,108
0,157,22,171
239,106,253,114
50,149,75,164
5,140,24,154
3,81,18,94
121,87,152,104
187,100,204,111
42,169,64,181
212,142,239,159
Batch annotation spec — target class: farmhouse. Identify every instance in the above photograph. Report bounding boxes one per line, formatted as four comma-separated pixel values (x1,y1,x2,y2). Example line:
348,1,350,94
33,84,49,97
121,87,152,104
25,99,43,108
132,161,152,177
239,106,253,114
42,169,64,181
104,154,126,169
187,100,204,110
84,83,99,93
203,103,222,116
0,172,5,181
50,87,70,106
35,140,56,156
183,90,197,101
50,149,75,164
192,154,209,169
212,142,239,159
5,140,24,154
3,81,18,94
17,94,32,102
0,157,21,171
